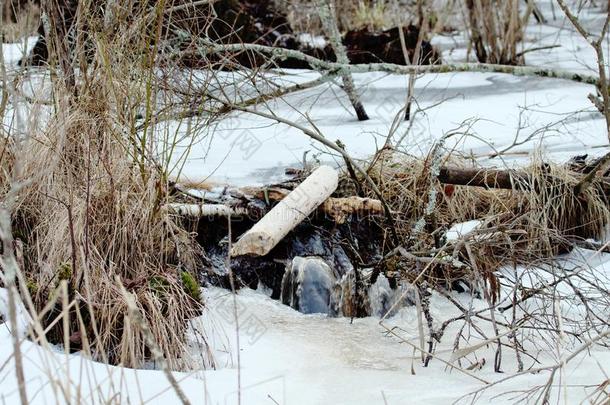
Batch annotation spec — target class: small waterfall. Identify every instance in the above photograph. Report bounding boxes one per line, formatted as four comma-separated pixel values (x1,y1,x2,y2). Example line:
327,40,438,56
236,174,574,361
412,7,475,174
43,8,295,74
281,257,340,315
368,275,416,318
281,257,414,317
368,274,394,317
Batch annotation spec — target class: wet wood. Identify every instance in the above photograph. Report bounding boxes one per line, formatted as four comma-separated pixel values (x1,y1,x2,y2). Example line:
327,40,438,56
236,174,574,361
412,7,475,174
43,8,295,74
173,164,610,224
438,165,610,195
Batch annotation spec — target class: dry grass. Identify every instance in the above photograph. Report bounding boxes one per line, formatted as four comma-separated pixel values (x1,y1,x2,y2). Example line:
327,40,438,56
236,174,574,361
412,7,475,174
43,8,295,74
1,1,216,370
0,0,606,386
1,2,39,42
17,102,203,368
281,0,456,35
362,150,610,292
281,0,406,33
463,0,526,65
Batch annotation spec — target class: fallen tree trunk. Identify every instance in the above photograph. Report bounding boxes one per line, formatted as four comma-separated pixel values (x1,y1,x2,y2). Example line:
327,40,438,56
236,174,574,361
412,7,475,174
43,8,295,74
438,166,529,190
164,203,247,217
438,165,610,195
323,197,384,224
170,184,385,224
231,165,338,257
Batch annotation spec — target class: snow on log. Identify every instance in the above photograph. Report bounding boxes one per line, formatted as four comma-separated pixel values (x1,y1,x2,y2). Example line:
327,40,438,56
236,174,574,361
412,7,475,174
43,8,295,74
164,203,247,217
231,165,339,257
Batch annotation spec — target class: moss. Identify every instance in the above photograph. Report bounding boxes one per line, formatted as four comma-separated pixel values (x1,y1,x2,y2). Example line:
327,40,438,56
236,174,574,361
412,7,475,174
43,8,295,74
384,256,400,278
437,65,452,74
149,275,171,298
12,229,26,242
26,278,38,296
180,271,201,302
57,262,72,281
427,12,438,29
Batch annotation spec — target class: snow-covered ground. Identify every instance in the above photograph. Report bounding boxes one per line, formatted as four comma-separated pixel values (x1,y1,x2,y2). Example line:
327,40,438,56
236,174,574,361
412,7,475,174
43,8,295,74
1,1,610,404
151,1,610,187
1,272,609,404
163,68,605,187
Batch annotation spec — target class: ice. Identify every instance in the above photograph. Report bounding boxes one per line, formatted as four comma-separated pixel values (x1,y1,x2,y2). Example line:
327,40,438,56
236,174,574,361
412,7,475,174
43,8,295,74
282,256,336,314
1,2,610,403
1,282,608,404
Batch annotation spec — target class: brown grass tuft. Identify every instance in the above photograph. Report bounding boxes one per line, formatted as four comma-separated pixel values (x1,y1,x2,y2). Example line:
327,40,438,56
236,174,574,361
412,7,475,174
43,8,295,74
1,1,216,370
362,150,610,295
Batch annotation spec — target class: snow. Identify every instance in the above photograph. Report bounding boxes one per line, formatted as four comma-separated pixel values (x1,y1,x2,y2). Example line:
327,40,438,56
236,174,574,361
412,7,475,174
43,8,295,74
160,68,606,187
297,33,327,49
0,280,608,404
0,37,36,65
162,6,609,187
445,220,482,241
135,2,604,187
1,1,610,404
0,288,32,339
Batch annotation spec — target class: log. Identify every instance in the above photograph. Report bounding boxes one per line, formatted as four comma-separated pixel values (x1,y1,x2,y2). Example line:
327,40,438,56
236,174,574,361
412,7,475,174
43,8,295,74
438,166,529,190
171,163,610,224
322,197,384,224
182,194,383,223
231,165,338,257
164,203,247,217
438,165,610,195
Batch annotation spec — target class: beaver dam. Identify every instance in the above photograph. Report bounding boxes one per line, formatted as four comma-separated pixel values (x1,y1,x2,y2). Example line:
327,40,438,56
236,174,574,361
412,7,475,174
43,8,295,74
170,151,610,321
2,0,610,402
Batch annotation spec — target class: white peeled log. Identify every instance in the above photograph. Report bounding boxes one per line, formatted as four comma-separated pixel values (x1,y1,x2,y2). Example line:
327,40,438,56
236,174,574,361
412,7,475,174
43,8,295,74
164,203,247,217
231,165,339,257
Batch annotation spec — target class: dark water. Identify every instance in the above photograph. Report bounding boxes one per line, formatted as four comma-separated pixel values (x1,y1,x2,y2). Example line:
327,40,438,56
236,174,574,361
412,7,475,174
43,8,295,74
196,212,397,317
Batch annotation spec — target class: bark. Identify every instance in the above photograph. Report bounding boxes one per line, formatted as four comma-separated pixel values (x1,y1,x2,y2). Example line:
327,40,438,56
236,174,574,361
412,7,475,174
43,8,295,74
438,165,610,196
437,166,529,190
317,0,369,121
322,197,384,224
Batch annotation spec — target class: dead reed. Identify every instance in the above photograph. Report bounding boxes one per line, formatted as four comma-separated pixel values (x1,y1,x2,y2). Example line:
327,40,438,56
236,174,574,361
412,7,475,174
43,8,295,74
1,0,216,370
363,150,610,292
